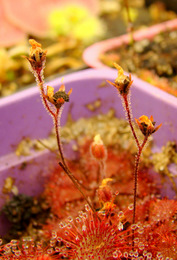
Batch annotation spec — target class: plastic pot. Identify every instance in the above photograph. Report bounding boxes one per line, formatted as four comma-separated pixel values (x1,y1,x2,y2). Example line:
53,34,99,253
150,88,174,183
83,19,177,96
0,68,176,235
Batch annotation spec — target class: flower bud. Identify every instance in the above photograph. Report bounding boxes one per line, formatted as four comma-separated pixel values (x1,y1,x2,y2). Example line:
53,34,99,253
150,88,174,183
90,134,107,161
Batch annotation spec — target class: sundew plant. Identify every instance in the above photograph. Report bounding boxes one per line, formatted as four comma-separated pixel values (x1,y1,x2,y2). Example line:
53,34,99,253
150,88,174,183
1,40,176,260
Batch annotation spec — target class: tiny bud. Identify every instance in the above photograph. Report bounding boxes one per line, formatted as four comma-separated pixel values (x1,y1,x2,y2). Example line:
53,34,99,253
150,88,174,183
90,134,107,161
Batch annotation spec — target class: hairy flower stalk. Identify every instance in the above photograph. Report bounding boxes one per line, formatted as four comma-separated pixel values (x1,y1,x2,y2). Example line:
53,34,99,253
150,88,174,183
134,115,162,225
25,39,95,214
107,63,140,149
108,64,162,245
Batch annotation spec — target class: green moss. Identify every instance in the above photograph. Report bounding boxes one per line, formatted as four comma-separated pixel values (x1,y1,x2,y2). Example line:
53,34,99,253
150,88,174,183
48,4,104,43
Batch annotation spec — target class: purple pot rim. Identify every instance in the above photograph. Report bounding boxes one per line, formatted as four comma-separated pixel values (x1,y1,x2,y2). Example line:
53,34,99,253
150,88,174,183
1,68,177,111
0,68,177,109
83,19,177,68
0,68,111,107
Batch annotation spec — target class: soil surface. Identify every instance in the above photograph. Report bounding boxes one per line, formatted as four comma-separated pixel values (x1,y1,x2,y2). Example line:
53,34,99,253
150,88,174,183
101,29,177,96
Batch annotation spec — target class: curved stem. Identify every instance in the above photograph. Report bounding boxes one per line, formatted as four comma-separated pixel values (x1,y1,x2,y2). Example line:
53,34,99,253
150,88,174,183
54,109,96,214
59,162,96,214
36,70,96,215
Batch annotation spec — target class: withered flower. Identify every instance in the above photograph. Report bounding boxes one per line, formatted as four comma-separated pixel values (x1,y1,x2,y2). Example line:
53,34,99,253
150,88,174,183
98,178,114,207
135,115,162,136
46,84,72,109
107,63,133,95
25,39,47,71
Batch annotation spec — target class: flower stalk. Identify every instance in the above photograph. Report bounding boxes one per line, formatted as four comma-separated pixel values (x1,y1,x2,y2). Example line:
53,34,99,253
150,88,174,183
107,63,140,149
123,0,134,46
108,63,162,246
25,39,95,214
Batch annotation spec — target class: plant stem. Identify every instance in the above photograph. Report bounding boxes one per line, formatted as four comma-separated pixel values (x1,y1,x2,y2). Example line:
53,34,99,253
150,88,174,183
37,71,55,117
54,109,65,164
133,136,148,225
124,0,134,46
132,135,148,246
123,95,140,149
122,93,148,245
99,160,106,182
58,162,96,214
53,105,96,214
36,70,96,215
